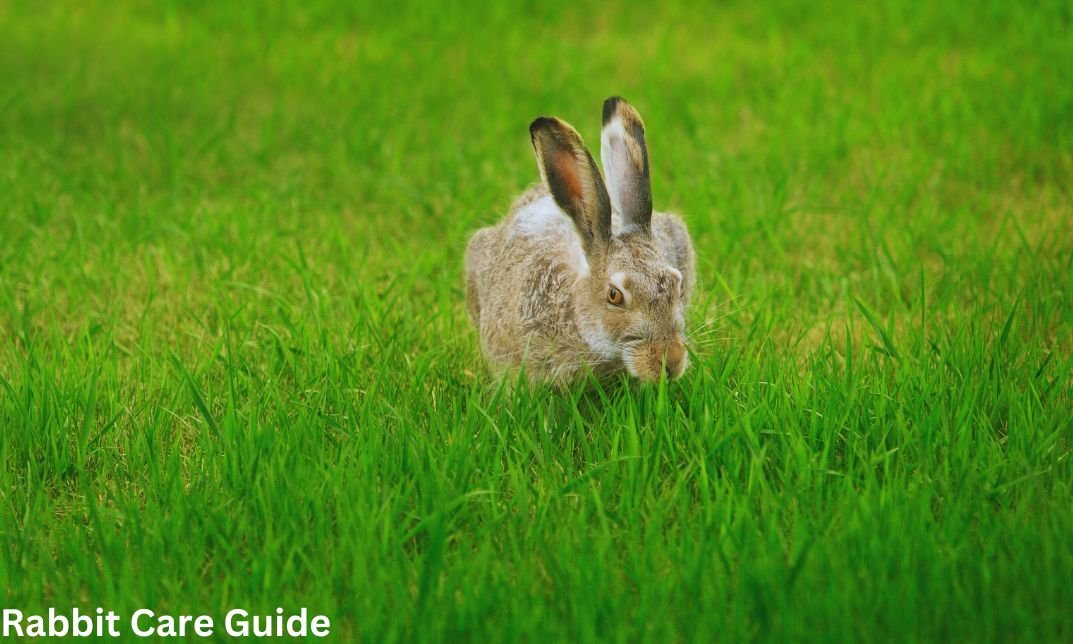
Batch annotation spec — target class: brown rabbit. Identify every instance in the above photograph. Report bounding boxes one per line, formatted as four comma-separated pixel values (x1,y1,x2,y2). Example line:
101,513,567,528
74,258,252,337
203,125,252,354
465,97,695,384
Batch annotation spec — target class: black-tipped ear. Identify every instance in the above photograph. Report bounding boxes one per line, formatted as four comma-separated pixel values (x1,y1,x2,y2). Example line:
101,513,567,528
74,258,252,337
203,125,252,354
600,97,652,232
530,116,612,255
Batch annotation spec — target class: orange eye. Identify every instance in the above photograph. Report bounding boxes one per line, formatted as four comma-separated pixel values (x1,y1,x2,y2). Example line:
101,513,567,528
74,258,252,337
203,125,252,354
607,286,624,306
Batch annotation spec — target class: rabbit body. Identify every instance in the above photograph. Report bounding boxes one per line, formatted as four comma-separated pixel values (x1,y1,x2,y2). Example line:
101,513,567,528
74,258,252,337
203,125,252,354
465,98,695,384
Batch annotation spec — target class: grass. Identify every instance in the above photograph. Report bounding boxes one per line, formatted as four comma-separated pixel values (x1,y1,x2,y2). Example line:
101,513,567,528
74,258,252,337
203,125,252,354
1,0,1072,640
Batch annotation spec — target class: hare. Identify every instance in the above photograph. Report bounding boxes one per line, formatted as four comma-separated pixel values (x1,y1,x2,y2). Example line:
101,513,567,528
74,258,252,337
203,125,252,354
465,97,695,384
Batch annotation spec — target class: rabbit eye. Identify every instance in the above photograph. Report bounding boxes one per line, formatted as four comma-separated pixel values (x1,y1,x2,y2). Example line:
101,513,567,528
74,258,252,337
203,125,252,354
607,286,624,306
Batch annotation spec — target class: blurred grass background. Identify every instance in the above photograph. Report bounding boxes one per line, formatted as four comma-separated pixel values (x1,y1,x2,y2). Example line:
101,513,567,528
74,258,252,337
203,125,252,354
1,0,1072,641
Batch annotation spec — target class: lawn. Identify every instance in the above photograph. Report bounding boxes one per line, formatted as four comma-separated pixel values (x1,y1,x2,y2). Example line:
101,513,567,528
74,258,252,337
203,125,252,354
1,0,1072,640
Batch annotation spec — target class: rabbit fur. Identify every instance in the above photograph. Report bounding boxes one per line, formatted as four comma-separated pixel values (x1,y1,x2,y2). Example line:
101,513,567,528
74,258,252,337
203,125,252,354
465,97,695,384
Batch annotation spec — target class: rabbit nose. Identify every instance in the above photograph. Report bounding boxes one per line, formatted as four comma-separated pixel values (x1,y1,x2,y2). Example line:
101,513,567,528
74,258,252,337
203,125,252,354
660,339,687,379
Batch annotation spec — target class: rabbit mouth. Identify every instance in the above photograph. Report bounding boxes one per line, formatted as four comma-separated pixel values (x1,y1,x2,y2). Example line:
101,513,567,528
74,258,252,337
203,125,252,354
622,339,688,381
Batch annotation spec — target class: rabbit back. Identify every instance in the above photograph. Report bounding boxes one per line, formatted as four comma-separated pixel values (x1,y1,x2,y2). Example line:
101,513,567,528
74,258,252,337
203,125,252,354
464,185,593,379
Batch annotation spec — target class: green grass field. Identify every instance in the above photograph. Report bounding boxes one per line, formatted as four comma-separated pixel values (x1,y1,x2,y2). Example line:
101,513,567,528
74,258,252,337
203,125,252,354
2,0,1072,640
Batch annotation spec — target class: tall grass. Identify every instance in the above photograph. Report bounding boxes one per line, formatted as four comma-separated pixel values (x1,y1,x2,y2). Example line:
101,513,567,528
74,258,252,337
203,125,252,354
1,0,1071,640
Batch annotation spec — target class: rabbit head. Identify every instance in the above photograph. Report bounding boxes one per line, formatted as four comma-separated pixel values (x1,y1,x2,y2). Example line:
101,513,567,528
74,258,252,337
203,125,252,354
529,98,688,381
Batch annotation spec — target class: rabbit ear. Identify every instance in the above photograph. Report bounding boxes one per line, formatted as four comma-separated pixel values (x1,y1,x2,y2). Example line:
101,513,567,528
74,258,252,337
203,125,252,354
530,116,612,255
600,97,652,232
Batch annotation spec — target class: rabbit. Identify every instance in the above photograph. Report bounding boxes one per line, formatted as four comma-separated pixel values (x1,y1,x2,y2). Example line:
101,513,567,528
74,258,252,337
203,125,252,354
465,97,695,385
